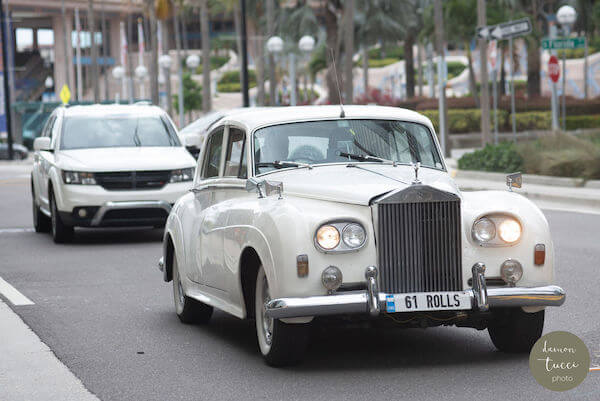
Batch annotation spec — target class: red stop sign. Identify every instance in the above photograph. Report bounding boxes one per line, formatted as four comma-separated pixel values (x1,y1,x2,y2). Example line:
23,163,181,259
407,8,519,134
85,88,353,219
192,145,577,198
548,55,560,83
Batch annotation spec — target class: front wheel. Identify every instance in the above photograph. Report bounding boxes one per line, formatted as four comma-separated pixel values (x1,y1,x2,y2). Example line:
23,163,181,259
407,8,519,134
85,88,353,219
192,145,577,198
488,308,544,353
255,265,310,366
172,253,213,324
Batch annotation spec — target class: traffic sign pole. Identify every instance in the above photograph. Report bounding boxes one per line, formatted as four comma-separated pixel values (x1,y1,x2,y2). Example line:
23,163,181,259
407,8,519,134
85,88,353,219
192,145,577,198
509,37,516,141
561,26,569,131
549,24,559,132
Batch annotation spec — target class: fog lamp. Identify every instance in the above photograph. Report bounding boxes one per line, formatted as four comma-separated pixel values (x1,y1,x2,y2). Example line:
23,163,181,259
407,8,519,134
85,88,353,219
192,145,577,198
78,208,87,218
321,266,343,292
500,259,523,285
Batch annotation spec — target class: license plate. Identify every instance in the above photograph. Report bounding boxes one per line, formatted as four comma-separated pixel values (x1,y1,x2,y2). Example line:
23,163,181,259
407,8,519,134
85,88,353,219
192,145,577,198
385,292,472,313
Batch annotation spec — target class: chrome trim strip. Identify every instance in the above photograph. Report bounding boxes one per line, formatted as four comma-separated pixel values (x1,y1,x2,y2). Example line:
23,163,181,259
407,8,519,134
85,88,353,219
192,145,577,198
90,200,172,226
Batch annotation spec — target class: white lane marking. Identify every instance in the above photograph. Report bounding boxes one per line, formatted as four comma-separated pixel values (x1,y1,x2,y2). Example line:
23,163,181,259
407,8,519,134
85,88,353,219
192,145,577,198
0,227,35,234
0,276,34,306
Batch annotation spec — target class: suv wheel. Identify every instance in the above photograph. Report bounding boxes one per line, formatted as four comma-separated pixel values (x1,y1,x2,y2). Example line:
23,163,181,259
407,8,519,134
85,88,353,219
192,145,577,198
31,182,50,233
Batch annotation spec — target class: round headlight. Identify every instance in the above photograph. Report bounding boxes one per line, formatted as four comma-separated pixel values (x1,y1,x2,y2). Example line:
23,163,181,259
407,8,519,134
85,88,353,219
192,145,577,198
498,218,522,243
316,225,340,250
500,259,523,285
472,217,496,243
342,223,366,248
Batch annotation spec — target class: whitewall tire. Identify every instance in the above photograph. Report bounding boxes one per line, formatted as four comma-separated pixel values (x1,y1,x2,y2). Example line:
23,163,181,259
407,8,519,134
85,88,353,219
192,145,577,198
255,265,310,366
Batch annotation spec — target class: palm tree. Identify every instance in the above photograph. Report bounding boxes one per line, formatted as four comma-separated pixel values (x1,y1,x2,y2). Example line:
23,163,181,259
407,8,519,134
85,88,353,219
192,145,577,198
355,0,405,100
200,0,211,111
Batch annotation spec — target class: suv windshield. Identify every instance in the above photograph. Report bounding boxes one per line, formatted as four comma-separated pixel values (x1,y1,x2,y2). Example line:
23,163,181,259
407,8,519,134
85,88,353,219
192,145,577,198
60,115,180,150
254,119,443,174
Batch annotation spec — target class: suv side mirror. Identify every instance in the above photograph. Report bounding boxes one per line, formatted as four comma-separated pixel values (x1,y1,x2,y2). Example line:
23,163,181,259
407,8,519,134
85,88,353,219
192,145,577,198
33,137,52,152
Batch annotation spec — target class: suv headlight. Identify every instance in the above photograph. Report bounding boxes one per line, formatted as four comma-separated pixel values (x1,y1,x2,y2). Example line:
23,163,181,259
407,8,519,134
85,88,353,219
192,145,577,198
472,214,522,246
315,222,367,252
62,171,97,185
169,168,194,183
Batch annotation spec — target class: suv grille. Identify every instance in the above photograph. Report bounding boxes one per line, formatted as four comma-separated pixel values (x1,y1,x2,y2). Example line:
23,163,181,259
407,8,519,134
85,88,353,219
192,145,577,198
94,171,171,191
376,185,462,294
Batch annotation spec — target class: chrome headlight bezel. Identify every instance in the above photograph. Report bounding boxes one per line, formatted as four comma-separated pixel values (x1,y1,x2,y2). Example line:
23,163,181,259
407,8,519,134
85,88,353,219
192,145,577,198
169,167,195,183
471,214,522,246
314,221,367,253
61,170,97,185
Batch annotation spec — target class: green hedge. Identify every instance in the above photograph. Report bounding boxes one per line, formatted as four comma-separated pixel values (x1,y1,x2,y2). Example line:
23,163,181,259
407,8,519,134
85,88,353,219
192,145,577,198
458,133,600,179
458,142,523,173
420,109,600,133
217,69,257,92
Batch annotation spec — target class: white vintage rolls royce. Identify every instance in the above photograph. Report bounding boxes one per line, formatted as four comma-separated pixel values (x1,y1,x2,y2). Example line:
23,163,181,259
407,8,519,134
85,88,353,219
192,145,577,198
159,105,565,366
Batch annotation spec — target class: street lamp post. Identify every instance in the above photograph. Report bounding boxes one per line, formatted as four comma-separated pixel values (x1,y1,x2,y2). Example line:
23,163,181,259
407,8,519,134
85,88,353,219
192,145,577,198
135,65,148,99
112,66,125,102
266,36,283,105
557,5,577,132
159,55,173,116
298,35,315,103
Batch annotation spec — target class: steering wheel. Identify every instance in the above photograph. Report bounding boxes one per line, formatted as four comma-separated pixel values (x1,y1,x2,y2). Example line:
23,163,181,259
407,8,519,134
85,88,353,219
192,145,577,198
288,145,323,164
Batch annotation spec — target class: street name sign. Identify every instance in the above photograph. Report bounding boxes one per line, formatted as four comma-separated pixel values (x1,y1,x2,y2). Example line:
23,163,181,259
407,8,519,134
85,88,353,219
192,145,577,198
477,18,532,40
548,55,560,83
542,37,586,50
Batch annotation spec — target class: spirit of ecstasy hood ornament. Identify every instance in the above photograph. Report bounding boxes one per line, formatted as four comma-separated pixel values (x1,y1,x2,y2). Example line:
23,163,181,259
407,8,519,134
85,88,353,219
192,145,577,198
411,162,421,185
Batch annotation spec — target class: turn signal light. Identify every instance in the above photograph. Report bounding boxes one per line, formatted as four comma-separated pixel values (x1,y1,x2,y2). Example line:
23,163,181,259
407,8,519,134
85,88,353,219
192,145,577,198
297,254,309,277
534,244,546,265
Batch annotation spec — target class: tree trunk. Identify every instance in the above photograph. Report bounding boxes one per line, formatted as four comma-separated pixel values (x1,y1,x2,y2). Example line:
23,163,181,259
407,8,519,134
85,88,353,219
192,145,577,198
477,0,491,145
526,0,542,97
404,33,415,99
233,4,244,95
101,1,109,101
200,0,211,111
343,0,354,103
127,7,135,101
466,40,479,107
362,46,368,101
500,45,506,95
148,0,159,105
417,42,423,97
255,35,265,106
324,2,340,105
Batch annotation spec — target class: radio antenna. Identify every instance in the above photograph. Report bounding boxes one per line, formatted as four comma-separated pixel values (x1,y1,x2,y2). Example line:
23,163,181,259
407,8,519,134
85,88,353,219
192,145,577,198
329,48,345,118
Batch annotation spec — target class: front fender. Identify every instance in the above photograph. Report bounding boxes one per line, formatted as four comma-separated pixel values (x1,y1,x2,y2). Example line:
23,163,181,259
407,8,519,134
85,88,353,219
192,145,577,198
163,202,186,282
461,190,554,288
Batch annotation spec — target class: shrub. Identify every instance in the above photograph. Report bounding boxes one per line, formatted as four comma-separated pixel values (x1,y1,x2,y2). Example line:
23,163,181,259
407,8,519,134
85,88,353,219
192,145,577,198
218,69,256,85
420,108,509,134
172,73,202,113
566,115,600,130
458,142,523,173
513,111,551,131
194,55,230,74
368,45,404,60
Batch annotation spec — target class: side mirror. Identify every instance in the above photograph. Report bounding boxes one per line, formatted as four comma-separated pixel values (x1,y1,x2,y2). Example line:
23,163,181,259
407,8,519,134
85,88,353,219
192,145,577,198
33,137,52,152
506,172,522,191
246,178,283,199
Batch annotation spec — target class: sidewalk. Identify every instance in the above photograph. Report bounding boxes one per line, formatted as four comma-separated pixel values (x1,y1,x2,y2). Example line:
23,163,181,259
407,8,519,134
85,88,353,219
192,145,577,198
0,300,98,400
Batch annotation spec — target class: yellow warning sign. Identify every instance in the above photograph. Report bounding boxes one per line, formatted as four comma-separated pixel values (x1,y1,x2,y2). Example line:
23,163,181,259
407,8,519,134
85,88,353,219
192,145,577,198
60,85,71,105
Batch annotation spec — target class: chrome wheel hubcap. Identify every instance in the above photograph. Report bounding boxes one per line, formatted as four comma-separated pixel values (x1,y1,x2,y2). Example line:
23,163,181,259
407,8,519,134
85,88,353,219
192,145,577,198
261,275,273,346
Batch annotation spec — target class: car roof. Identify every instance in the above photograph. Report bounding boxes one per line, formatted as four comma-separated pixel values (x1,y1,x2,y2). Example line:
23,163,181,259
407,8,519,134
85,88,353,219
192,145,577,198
220,105,433,131
61,104,167,118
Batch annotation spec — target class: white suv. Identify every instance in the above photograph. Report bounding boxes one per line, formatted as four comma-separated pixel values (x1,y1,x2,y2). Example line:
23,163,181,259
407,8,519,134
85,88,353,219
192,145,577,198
31,104,196,243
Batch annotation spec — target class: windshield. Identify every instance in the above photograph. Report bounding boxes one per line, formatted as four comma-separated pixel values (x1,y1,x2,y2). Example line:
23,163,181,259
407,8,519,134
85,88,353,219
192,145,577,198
253,119,443,174
60,115,181,150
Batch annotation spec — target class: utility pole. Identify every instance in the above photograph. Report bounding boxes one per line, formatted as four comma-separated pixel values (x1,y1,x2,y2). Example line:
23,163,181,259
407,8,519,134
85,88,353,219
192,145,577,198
266,0,275,106
434,0,449,157
477,0,491,145
240,0,249,107
88,0,100,103
0,1,14,159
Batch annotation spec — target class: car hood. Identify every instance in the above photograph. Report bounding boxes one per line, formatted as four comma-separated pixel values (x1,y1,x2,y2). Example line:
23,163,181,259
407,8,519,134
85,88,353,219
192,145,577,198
55,147,196,172
262,164,460,205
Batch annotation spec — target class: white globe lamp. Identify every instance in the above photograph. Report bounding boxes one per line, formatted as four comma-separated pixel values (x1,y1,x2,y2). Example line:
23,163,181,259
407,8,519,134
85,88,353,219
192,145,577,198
266,36,284,54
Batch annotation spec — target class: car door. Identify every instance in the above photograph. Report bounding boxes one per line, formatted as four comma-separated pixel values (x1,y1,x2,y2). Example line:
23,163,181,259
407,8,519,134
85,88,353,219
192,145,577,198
188,126,225,287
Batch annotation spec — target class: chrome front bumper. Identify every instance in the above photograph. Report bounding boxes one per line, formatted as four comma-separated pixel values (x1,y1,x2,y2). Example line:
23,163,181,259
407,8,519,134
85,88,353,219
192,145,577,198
265,263,566,319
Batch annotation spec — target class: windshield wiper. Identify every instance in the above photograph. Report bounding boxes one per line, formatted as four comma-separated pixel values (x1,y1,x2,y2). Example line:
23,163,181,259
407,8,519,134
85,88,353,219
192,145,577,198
337,151,397,165
256,160,313,170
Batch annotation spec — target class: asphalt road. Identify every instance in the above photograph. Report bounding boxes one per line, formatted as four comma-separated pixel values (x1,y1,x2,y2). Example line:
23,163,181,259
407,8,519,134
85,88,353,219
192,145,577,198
1,172,599,401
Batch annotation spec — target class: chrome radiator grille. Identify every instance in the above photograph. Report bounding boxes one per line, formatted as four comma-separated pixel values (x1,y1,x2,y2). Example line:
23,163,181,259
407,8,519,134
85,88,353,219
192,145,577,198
376,185,462,294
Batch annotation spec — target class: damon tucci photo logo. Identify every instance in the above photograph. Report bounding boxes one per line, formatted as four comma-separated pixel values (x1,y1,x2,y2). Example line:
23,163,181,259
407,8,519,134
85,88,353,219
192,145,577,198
529,331,591,391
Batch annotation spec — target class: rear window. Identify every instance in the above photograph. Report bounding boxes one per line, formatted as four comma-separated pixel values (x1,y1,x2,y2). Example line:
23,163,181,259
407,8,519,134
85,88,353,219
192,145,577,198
60,115,180,150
